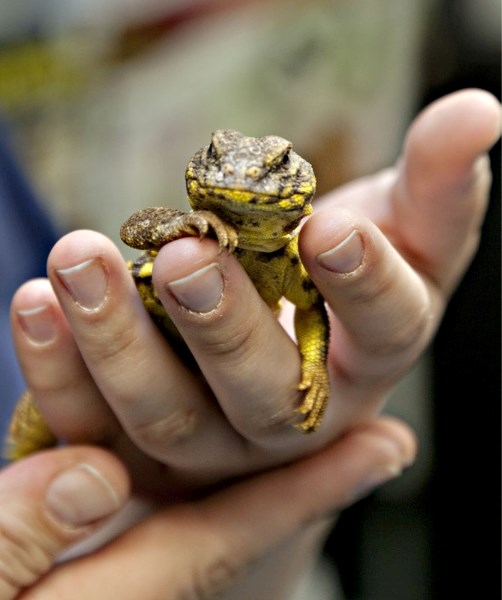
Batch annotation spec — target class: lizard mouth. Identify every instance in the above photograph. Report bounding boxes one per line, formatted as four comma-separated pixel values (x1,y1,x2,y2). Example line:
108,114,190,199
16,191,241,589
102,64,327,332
186,179,312,213
185,177,314,252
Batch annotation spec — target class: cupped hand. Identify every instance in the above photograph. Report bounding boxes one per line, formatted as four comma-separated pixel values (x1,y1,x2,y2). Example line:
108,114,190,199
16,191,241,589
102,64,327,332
6,87,498,599
13,90,500,494
10,89,500,496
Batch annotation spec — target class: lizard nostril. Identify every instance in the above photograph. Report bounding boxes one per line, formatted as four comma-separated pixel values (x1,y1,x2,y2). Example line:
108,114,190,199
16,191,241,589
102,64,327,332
245,166,261,179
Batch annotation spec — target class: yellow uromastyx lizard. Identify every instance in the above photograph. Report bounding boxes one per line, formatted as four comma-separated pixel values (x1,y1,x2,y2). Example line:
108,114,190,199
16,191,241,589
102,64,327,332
6,130,330,460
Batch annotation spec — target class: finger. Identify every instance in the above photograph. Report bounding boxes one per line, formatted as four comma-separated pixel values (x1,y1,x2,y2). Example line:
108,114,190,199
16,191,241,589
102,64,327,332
394,88,501,292
11,279,118,445
22,417,415,600
316,90,500,293
152,237,318,452
299,207,437,388
46,231,240,472
0,446,129,600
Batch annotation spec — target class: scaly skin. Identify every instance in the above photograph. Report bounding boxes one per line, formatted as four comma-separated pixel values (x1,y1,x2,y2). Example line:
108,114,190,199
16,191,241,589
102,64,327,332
6,130,329,460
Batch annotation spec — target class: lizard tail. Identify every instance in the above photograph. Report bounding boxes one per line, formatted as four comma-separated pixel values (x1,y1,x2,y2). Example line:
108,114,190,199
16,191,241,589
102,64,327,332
4,391,57,461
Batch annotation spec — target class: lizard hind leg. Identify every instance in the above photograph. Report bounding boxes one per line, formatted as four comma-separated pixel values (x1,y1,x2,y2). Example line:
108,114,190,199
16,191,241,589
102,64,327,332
4,391,57,461
293,301,330,433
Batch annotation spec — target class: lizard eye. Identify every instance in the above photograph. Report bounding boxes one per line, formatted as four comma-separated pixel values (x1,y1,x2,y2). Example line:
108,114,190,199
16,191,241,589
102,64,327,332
280,151,290,166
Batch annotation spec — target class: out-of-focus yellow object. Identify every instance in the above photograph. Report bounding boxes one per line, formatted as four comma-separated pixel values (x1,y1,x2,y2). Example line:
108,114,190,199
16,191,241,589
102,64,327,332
0,39,89,112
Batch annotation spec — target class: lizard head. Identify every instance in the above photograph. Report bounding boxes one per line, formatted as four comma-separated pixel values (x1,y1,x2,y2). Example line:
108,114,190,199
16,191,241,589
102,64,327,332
185,130,316,251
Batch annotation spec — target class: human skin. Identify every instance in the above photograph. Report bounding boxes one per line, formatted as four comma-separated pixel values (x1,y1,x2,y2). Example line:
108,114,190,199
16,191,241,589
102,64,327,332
2,89,500,599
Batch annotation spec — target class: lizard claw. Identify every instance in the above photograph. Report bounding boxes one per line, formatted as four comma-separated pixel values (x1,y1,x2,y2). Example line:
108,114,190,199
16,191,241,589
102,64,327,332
184,210,238,253
295,369,329,433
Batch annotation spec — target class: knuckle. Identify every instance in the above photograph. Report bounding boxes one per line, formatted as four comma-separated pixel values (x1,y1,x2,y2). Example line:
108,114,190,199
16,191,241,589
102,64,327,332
0,512,54,591
198,319,256,361
133,408,199,453
192,315,265,379
242,396,301,436
25,366,79,397
189,555,243,600
340,250,433,358
84,319,140,363
170,508,246,600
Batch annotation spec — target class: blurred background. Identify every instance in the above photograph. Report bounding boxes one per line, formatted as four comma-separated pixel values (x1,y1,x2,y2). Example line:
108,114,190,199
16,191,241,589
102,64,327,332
0,1,499,598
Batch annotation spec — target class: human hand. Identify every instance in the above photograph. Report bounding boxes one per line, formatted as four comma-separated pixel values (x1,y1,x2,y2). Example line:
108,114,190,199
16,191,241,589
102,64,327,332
10,89,499,493
6,87,498,598
1,417,414,599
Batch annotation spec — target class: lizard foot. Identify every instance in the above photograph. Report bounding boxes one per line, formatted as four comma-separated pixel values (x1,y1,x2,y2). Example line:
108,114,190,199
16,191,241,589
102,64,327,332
182,210,239,252
295,369,329,433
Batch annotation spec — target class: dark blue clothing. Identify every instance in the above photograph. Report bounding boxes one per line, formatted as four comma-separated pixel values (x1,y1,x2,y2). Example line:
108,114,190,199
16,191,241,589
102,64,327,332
0,121,59,446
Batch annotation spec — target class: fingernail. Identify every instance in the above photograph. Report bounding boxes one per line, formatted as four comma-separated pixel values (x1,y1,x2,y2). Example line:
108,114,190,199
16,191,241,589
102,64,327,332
45,464,122,528
317,230,363,273
57,258,108,311
17,305,57,345
167,262,223,313
352,463,403,502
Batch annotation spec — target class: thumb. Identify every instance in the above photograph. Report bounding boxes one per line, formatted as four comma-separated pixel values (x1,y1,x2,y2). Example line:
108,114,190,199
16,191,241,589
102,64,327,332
0,447,129,599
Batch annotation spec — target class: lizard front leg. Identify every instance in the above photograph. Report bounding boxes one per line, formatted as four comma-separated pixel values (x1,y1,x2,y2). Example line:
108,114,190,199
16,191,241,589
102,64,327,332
120,207,238,252
294,299,330,432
